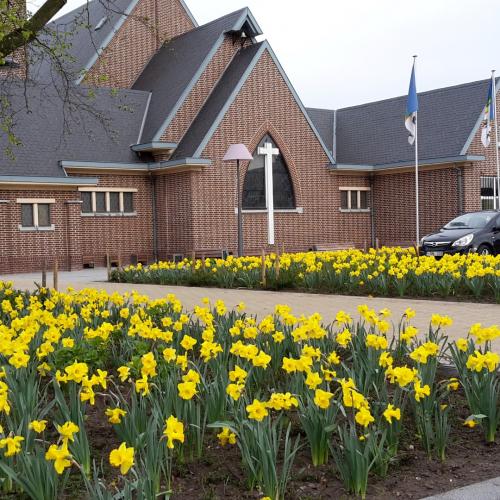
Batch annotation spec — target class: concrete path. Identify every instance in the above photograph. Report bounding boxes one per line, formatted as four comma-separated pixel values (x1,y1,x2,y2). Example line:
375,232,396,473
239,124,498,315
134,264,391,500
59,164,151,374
422,476,500,499
1,268,499,348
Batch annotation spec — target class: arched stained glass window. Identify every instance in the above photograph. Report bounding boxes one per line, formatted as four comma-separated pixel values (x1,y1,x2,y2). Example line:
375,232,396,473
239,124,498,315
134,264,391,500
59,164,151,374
242,135,296,210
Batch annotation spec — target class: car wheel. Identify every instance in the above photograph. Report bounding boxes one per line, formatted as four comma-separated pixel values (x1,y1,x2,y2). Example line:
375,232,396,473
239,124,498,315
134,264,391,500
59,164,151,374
476,244,492,256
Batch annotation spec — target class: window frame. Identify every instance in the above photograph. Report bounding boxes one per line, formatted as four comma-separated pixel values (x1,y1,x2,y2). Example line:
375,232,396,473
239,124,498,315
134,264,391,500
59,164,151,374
16,198,55,231
78,188,137,216
339,187,371,212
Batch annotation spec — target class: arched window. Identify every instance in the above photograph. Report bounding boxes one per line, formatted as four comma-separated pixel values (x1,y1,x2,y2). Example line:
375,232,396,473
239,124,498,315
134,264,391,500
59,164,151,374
242,135,296,210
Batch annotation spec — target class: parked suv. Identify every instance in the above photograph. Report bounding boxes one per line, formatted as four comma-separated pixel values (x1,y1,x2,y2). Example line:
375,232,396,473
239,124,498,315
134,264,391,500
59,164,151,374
420,211,500,256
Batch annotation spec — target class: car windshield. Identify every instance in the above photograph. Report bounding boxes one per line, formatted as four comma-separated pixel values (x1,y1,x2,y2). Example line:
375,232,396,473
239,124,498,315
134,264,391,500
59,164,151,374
443,213,493,229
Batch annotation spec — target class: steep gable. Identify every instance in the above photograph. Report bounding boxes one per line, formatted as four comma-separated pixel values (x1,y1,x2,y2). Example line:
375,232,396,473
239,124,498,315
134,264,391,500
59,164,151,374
171,41,334,164
133,8,262,144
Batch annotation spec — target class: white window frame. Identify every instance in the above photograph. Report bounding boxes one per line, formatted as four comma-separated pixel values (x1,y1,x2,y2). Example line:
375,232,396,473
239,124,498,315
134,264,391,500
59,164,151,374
339,187,371,213
78,188,137,216
16,198,56,231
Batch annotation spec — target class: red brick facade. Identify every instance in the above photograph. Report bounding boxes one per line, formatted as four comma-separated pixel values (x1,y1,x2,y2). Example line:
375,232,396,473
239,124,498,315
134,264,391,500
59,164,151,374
0,1,499,274
84,0,195,88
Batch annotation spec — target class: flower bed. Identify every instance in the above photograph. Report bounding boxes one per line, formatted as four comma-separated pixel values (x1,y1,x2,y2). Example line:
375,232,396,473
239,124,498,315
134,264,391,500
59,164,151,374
110,248,500,302
0,281,499,499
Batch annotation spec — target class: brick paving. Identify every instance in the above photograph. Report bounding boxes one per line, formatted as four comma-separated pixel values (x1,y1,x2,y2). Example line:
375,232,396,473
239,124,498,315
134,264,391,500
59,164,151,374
1,268,499,349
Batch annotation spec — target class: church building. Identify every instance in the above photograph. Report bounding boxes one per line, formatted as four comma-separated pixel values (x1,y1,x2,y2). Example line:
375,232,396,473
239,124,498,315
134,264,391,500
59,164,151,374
0,0,499,273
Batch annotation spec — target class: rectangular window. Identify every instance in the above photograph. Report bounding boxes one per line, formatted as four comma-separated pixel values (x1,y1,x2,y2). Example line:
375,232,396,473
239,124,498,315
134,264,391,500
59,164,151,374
81,192,92,213
360,190,369,209
109,192,120,212
21,204,34,227
37,204,51,227
19,201,53,229
339,188,371,211
340,191,348,210
123,192,134,213
80,190,136,215
95,192,106,213
481,176,499,210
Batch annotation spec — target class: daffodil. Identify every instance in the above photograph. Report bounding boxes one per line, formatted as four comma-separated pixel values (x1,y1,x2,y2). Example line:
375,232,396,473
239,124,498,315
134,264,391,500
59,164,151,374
109,442,134,475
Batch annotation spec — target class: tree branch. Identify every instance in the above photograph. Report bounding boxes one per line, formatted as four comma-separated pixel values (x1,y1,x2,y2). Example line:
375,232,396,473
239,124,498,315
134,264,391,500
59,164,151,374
0,0,67,59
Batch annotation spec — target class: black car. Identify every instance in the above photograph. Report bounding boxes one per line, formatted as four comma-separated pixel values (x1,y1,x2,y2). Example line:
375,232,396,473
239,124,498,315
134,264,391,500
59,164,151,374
420,210,500,257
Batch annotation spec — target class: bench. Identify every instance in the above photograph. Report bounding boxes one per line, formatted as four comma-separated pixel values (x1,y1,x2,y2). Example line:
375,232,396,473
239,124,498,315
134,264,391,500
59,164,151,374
106,254,121,268
190,249,229,260
312,242,356,252
131,253,148,266
82,256,95,269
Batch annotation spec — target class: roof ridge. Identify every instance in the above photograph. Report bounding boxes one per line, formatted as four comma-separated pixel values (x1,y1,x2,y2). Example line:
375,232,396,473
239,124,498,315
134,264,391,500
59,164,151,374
50,0,133,25
168,7,247,41
336,77,495,113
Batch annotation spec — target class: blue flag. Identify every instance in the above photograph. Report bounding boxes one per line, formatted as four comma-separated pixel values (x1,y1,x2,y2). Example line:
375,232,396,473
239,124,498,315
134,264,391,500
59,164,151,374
405,61,419,145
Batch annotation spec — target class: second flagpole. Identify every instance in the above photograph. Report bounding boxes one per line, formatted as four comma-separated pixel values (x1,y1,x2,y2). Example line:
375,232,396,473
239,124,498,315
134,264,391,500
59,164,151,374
414,55,420,246
493,70,500,210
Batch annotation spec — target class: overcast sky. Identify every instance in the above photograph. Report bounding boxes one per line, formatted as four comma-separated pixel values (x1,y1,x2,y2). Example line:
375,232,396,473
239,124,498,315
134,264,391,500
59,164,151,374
30,0,500,109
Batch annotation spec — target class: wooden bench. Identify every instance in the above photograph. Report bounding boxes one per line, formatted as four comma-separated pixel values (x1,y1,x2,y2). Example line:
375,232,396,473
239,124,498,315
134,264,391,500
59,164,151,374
131,253,148,266
312,243,356,252
190,249,229,260
82,256,95,269
106,254,121,268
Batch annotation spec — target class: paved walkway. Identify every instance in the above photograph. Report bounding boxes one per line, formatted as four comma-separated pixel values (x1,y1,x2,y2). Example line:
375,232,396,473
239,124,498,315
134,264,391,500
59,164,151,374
423,476,500,499
1,268,499,348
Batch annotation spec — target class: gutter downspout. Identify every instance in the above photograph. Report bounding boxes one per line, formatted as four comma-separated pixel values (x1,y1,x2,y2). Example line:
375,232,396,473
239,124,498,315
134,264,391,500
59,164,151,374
453,165,464,214
369,173,376,248
149,171,158,262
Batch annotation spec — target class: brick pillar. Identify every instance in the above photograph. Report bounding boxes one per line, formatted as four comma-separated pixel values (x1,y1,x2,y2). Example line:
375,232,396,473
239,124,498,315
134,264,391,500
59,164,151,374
65,200,83,271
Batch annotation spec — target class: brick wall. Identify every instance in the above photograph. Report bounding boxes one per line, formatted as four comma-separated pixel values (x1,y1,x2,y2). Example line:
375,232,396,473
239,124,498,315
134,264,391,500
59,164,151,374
155,171,195,257
76,174,154,266
84,0,195,88
372,166,461,245
0,188,80,274
0,173,154,274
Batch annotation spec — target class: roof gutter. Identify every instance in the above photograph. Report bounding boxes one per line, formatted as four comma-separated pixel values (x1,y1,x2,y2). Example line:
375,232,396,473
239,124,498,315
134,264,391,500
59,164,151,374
0,175,99,186
333,154,485,172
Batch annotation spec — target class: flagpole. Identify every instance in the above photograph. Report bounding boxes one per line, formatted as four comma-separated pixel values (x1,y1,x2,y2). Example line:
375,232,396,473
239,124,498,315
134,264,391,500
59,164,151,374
414,55,419,245
493,70,500,210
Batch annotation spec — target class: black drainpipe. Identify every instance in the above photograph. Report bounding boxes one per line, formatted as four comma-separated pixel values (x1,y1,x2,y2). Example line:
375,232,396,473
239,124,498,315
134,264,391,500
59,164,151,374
369,173,376,248
453,166,464,214
149,171,158,262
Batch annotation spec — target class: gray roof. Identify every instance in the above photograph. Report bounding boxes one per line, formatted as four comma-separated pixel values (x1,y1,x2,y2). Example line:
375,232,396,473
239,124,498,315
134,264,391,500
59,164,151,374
0,83,150,177
308,78,496,167
31,0,137,83
171,42,264,159
133,8,251,142
306,107,334,154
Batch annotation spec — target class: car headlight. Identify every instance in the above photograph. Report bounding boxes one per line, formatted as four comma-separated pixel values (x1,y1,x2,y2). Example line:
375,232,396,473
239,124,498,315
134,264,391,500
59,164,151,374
451,233,474,247
419,237,426,246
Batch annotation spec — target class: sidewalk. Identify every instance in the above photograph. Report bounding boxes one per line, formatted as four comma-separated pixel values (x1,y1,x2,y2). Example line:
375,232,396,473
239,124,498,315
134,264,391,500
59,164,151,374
422,476,500,499
1,268,499,348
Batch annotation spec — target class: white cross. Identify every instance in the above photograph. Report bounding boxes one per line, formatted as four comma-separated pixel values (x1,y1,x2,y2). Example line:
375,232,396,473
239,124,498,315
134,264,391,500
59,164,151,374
258,141,279,245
